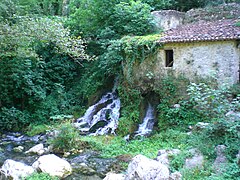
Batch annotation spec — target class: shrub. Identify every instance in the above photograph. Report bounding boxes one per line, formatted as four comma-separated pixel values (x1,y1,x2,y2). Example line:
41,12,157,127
48,123,83,153
116,81,142,136
110,1,154,36
26,124,50,136
187,82,239,118
0,107,30,131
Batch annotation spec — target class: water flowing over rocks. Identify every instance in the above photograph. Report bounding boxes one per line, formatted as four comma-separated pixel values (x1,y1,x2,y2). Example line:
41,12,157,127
0,159,35,180
0,133,46,166
32,154,72,178
74,91,121,135
134,103,155,137
0,132,120,179
104,172,126,180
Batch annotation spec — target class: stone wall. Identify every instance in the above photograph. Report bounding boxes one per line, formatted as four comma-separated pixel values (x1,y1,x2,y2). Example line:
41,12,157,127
151,10,185,31
124,40,240,92
151,3,240,31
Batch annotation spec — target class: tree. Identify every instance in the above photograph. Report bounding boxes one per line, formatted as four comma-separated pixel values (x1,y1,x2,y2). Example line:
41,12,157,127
110,1,154,36
0,16,88,130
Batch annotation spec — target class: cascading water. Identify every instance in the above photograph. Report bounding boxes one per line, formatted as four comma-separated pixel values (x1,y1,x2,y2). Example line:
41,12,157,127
74,85,120,135
134,103,155,137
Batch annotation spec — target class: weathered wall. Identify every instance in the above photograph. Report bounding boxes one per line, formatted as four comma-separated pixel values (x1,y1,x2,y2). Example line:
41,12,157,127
124,40,240,92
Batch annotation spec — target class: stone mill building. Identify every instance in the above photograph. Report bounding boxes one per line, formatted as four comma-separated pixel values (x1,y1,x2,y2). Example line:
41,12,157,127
127,6,240,90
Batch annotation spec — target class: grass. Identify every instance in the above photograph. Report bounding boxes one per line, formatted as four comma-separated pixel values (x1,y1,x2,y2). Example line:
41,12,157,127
80,129,188,159
26,124,51,136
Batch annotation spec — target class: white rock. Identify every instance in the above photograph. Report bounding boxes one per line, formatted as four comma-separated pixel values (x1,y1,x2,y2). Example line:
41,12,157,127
104,172,125,180
236,150,240,165
170,171,182,180
32,154,72,178
125,154,169,180
185,149,204,169
173,104,181,108
194,122,209,130
13,146,24,153
156,149,181,167
25,143,45,155
213,145,228,174
1,159,35,180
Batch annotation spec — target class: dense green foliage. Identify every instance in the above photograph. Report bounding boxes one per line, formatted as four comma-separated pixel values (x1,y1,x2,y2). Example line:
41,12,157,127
117,81,143,136
0,1,239,179
48,123,85,153
81,129,188,158
0,15,88,131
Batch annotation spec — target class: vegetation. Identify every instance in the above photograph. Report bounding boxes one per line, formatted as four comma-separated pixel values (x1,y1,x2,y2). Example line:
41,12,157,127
26,173,59,180
0,0,239,179
80,129,188,159
48,123,86,153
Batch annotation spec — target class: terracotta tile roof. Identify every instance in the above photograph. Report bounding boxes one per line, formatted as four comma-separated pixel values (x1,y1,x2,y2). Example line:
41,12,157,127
159,19,240,43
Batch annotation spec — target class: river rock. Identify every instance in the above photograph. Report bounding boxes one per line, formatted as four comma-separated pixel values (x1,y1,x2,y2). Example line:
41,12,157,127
213,145,228,174
156,149,181,167
32,154,72,178
89,120,108,133
103,172,126,180
13,146,24,153
194,122,210,131
173,104,181,108
75,163,96,175
1,159,35,180
170,171,182,180
225,111,240,122
125,154,170,180
236,150,240,166
25,143,45,155
88,157,118,178
185,149,204,169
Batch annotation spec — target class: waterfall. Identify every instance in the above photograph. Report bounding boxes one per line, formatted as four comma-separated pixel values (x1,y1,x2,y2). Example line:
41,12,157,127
74,81,120,135
135,103,155,137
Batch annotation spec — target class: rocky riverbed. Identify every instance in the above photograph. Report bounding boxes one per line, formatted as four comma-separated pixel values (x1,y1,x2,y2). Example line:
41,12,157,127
0,132,119,179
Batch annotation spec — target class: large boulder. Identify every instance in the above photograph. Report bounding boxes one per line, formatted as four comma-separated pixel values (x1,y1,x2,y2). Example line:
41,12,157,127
213,145,228,174
185,149,204,169
225,111,240,122
125,154,170,180
32,154,72,178
25,143,46,155
1,159,35,180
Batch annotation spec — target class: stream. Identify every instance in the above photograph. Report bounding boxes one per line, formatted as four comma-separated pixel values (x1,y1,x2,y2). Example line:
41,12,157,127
0,88,157,179
0,133,118,179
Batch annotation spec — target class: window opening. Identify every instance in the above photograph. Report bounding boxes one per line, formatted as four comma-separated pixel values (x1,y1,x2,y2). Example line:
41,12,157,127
165,50,173,67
